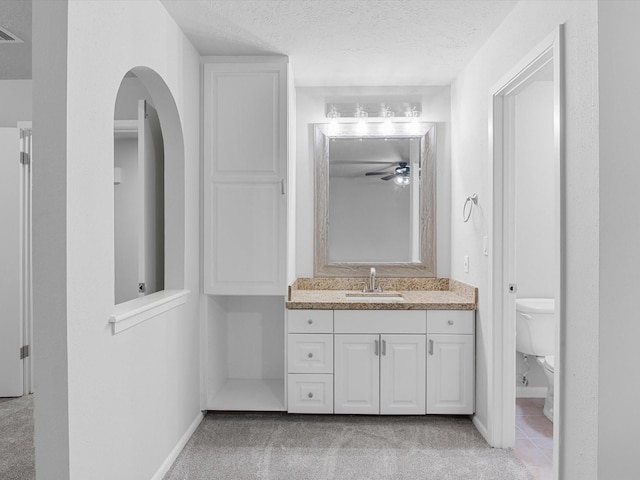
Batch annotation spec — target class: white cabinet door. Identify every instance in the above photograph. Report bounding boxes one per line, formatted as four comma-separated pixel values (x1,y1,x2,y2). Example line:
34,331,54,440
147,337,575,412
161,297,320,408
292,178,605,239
426,334,474,414
334,334,379,414
203,61,287,295
380,335,426,415
287,334,333,374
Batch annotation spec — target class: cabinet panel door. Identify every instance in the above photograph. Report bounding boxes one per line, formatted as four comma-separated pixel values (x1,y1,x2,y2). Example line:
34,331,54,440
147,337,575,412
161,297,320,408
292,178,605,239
287,374,333,414
426,334,474,414
380,335,426,415
204,182,284,294
204,63,286,180
334,334,379,414
287,334,333,374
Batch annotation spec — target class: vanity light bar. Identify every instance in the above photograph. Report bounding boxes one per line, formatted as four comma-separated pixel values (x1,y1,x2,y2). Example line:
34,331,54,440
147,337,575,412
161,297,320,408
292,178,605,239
325,101,421,120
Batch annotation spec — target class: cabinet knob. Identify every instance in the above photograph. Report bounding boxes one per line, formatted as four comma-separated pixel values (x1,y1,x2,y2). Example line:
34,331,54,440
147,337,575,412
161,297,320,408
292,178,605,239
308,392,314,398
448,320,454,325
308,353,313,358
307,319,313,325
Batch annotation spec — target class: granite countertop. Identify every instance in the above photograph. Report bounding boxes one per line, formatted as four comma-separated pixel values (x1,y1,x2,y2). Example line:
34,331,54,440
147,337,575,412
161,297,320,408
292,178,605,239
286,277,477,310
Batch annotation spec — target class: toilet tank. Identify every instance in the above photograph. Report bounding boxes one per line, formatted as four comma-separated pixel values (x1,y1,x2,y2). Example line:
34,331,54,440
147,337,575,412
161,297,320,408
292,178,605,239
515,298,555,356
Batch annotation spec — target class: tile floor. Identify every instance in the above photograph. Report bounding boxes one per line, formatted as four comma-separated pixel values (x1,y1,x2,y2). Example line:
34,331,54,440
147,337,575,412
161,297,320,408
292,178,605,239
514,397,554,480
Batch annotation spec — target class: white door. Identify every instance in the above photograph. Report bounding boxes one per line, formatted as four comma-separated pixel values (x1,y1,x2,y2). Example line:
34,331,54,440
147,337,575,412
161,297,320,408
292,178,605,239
426,334,474,414
203,62,287,295
380,334,426,415
334,334,379,414
137,100,164,296
0,128,23,397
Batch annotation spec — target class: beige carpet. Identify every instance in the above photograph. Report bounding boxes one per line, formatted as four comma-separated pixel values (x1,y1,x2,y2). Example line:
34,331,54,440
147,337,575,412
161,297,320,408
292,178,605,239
164,413,534,480
0,395,35,480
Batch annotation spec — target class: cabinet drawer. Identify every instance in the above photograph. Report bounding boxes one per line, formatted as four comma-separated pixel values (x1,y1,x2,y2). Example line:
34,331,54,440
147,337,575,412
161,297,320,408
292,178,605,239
427,310,475,334
288,310,333,333
334,310,426,334
287,334,333,373
287,374,333,414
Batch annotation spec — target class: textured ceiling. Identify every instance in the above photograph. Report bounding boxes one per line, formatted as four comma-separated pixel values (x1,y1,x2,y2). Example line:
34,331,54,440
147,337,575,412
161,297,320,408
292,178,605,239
0,0,518,84
161,0,518,86
0,0,31,79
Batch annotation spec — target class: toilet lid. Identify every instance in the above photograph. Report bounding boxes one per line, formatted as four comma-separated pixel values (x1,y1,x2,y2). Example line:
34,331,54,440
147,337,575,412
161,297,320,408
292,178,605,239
544,355,555,373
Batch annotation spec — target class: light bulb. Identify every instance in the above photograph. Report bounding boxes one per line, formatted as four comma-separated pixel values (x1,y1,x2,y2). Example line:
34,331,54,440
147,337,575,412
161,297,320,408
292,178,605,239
394,175,410,186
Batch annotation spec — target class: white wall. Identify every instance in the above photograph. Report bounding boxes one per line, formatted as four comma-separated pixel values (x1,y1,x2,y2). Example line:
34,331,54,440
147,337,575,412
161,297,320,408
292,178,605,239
295,86,451,277
0,80,32,126
598,2,640,478
451,2,599,477
32,1,201,479
329,176,411,262
515,81,555,299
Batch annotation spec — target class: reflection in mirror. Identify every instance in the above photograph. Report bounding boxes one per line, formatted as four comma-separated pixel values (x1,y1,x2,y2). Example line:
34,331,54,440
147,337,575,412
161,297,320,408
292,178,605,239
315,122,436,277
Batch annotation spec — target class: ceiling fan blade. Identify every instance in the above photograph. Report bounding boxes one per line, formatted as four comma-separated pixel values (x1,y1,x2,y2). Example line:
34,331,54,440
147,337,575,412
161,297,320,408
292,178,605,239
365,171,392,176
381,174,396,181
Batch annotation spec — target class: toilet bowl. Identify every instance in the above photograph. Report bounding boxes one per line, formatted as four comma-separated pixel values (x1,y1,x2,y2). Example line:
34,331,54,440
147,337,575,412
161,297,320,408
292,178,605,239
536,355,554,421
515,298,555,422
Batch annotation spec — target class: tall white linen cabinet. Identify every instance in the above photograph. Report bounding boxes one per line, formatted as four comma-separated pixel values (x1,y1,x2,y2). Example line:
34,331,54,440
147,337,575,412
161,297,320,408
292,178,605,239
202,56,295,411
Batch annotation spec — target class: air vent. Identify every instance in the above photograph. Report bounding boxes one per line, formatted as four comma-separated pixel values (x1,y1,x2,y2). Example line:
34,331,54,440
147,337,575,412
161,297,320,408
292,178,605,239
0,26,23,43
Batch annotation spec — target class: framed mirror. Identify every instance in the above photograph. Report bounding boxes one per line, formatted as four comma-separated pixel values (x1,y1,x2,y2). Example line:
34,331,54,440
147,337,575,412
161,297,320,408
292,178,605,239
314,122,436,277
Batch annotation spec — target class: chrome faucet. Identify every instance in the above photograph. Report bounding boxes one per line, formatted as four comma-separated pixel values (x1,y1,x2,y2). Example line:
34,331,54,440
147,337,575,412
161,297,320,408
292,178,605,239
362,267,383,293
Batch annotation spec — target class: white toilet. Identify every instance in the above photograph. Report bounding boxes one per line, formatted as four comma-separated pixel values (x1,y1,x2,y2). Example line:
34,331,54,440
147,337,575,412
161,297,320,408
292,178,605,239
515,298,555,422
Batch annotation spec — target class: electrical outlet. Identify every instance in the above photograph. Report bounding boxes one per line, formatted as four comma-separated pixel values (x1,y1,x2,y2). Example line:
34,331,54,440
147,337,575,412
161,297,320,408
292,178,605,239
464,255,469,273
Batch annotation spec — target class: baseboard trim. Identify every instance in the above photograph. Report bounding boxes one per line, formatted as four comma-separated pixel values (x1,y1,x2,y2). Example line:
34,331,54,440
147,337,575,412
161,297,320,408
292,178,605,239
472,414,491,445
151,411,204,480
516,386,547,398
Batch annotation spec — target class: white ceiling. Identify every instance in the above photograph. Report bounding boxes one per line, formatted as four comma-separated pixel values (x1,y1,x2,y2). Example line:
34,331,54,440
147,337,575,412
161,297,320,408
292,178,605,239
0,0,31,80
0,0,518,85
161,0,518,86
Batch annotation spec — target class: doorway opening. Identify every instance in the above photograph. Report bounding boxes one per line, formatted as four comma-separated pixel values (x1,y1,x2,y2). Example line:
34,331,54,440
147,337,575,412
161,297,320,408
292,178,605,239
488,26,564,479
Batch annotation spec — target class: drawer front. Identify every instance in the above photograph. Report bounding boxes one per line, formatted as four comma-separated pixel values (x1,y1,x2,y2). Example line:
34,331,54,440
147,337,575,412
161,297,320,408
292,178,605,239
287,374,334,414
427,310,475,334
287,334,334,373
288,309,333,333
334,310,426,334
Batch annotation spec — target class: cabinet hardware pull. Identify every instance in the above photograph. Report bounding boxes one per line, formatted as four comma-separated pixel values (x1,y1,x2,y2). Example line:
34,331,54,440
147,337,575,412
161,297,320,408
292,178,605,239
308,392,313,398
307,319,313,324
374,339,379,356
382,340,386,356
448,320,454,325
308,353,313,358
281,178,287,195
429,339,434,355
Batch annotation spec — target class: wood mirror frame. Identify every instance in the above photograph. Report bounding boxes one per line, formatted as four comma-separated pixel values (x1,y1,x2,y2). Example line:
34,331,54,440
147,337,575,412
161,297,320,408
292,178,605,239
314,122,436,277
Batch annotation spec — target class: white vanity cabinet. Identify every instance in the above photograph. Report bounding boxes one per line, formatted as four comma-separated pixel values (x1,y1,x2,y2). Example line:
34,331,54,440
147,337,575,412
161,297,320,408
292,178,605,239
287,310,334,413
426,310,475,414
334,333,426,415
333,310,426,415
203,58,289,295
285,308,474,416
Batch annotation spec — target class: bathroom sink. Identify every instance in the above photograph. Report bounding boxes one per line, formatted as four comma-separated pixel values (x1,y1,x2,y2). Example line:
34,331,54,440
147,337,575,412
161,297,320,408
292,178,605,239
344,292,405,301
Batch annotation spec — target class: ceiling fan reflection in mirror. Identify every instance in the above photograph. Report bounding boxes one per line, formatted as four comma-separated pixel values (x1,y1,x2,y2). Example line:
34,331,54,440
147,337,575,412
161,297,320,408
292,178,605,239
365,161,411,185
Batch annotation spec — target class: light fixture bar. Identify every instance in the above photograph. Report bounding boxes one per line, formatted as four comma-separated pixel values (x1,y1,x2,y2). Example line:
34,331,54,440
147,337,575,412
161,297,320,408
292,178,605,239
326,101,421,119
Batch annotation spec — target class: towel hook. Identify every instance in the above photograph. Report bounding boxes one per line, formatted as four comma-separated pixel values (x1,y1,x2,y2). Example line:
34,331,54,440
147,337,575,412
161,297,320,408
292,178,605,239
463,194,478,223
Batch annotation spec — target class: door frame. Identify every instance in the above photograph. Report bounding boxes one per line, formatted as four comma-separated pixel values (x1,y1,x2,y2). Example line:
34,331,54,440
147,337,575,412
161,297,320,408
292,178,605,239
18,121,34,394
487,25,564,473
